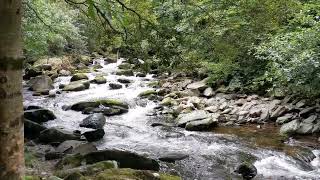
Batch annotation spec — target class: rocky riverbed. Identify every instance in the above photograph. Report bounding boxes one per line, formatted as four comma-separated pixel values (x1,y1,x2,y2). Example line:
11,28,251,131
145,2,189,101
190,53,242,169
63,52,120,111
23,55,320,180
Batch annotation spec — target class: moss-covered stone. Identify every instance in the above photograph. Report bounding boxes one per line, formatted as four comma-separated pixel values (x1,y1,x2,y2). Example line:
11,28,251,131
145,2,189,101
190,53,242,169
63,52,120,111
160,97,178,106
139,90,157,97
118,63,133,70
116,69,134,76
93,169,181,180
99,99,129,109
71,73,89,82
24,176,41,180
55,153,85,170
92,75,107,84
147,81,160,88
55,161,117,178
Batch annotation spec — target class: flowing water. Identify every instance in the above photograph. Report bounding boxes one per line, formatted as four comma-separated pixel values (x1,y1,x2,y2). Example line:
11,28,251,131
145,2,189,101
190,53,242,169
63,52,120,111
23,59,320,180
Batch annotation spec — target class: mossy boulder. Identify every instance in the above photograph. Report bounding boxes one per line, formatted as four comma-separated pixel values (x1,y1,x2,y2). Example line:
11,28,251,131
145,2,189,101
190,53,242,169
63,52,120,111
93,169,181,180
56,153,85,170
139,90,157,98
116,70,134,76
118,63,133,70
71,73,89,82
54,161,117,179
91,75,106,84
160,97,178,107
63,80,90,91
98,99,129,109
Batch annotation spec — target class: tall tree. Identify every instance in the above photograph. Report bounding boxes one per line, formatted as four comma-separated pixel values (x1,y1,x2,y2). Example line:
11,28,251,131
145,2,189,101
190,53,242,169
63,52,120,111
0,0,24,179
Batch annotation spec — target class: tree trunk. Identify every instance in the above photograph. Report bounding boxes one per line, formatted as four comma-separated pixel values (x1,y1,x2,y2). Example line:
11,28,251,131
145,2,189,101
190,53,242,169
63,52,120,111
0,0,24,180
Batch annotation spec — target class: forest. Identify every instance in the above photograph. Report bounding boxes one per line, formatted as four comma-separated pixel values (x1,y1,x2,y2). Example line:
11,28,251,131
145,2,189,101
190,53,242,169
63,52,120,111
0,0,319,179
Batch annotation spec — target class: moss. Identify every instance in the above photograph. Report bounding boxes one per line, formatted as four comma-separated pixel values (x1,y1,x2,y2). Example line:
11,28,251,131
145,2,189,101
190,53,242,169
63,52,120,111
55,161,117,178
147,81,160,88
55,153,85,170
99,99,129,109
25,150,38,168
138,90,157,97
92,169,181,180
24,176,41,180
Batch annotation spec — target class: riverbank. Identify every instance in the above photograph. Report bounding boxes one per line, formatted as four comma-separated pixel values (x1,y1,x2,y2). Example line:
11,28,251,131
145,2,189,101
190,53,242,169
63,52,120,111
23,54,320,179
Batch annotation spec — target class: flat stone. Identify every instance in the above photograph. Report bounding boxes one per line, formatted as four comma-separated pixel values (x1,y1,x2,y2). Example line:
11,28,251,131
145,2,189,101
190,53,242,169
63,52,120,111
176,110,209,127
185,118,218,131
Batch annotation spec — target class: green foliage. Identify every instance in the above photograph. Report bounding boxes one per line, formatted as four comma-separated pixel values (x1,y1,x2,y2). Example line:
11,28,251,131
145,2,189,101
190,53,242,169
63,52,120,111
23,0,87,59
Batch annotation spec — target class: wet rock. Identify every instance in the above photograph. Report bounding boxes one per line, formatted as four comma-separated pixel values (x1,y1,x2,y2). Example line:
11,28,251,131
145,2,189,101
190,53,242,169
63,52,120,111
276,114,294,125
249,108,262,118
138,90,157,98
104,57,117,64
280,119,300,135
150,122,174,128
39,128,80,144
185,118,218,131
24,119,47,139
303,115,317,124
299,107,316,117
91,75,106,84
71,101,100,111
118,63,133,70
176,110,209,127
84,149,160,171
58,69,71,76
295,100,306,108
28,75,53,92
158,153,189,163
45,151,64,160
270,106,288,119
24,108,56,123
56,140,85,153
24,66,42,80
107,106,129,116
235,163,257,180
297,122,314,134
160,97,178,107
63,80,90,91
116,69,134,76
109,83,122,89
203,87,215,97
70,73,89,82
136,72,146,77
80,113,106,129
259,109,270,122
99,99,129,109
186,79,208,91
83,129,105,142
117,78,132,84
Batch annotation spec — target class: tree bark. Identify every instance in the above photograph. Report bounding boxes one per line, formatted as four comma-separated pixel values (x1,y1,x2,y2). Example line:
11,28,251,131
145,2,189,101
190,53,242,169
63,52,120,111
0,0,24,180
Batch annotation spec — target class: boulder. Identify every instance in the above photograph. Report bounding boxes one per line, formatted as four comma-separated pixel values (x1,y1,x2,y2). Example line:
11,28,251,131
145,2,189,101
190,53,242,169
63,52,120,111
71,101,100,111
70,73,88,82
136,72,146,77
84,149,160,171
186,79,208,91
270,106,288,119
185,118,217,131
118,63,133,70
203,87,215,97
116,70,134,76
280,119,300,136
39,128,80,143
235,163,257,180
176,110,210,127
138,90,157,98
56,140,86,153
24,109,56,123
160,97,178,107
83,129,105,142
24,66,42,80
54,161,117,179
102,107,128,116
24,119,47,139
109,83,122,89
276,114,294,125
117,78,132,84
28,75,53,92
80,113,106,129
158,153,189,163
58,69,71,76
297,123,314,134
299,107,316,118
91,75,106,84
104,57,117,64
63,80,90,92
99,99,129,109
